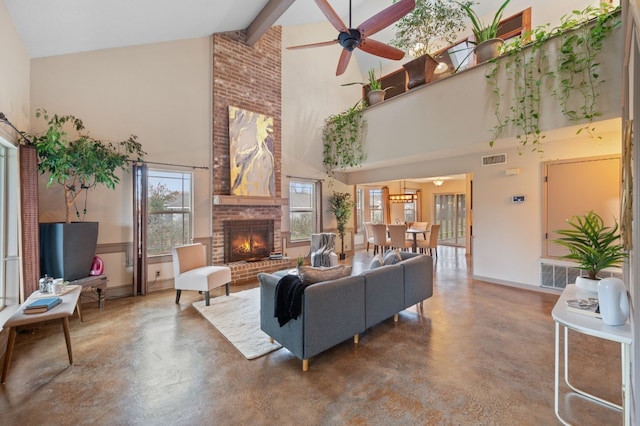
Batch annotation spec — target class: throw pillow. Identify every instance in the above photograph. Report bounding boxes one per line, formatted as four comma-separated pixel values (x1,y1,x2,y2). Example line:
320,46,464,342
299,264,352,284
382,249,402,265
368,254,384,270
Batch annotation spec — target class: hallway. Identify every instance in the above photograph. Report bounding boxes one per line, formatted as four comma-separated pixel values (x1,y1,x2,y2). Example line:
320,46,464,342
0,246,623,425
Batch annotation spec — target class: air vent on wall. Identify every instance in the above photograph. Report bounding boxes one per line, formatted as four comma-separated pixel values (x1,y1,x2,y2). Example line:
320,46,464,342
481,153,507,166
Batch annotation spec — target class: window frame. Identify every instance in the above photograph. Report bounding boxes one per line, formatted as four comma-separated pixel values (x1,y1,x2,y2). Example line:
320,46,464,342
146,168,193,256
289,178,320,242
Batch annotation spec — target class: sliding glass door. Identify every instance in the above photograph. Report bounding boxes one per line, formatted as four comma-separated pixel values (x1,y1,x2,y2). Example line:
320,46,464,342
434,193,466,246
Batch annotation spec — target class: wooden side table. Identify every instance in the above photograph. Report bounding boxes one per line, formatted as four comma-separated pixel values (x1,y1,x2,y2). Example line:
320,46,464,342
1,285,81,384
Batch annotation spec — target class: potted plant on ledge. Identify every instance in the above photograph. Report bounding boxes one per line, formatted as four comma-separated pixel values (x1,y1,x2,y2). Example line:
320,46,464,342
328,191,354,260
391,0,470,89
29,109,145,281
342,67,388,106
458,0,510,64
553,210,627,293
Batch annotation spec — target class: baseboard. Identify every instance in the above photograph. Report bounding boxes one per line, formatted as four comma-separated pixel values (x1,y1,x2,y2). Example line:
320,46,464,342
472,275,561,295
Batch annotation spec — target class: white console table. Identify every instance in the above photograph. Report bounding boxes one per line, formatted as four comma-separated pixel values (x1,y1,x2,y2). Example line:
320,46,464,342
552,284,632,425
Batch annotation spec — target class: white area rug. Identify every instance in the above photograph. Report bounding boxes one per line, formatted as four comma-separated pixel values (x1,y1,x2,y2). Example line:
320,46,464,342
193,287,281,360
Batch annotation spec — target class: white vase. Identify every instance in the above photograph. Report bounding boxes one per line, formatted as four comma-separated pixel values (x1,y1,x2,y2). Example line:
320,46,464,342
597,277,629,326
575,276,600,293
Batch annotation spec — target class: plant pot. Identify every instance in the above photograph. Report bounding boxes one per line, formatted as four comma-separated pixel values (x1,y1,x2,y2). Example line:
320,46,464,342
474,38,504,64
40,222,99,281
402,54,439,90
367,90,386,106
575,275,600,293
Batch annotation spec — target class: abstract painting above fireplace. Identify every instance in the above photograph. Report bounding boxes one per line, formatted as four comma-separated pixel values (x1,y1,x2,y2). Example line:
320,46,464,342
224,220,274,263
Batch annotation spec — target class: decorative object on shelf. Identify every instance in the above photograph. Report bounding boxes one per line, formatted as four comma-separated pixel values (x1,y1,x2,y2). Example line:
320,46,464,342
342,67,389,106
287,0,415,76
458,0,510,63
322,101,366,178
391,0,469,58
28,109,144,281
553,210,627,294
402,53,440,89
391,0,470,88
486,4,620,153
328,191,354,260
597,277,629,326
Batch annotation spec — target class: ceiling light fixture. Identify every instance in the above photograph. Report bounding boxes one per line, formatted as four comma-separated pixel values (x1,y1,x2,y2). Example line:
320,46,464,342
433,179,444,187
389,180,417,203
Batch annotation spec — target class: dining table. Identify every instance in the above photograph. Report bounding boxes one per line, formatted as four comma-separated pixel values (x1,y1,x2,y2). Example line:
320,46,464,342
405,227,429,252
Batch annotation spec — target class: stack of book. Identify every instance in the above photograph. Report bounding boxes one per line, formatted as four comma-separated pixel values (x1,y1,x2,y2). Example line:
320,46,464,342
24,297,62,314
269,252,283,260
566,298,602,319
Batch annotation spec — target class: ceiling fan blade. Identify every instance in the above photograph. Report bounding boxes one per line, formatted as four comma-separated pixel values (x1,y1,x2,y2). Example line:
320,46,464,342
314,0,348,33
287,40,338,50
358,39,405,60
358,0,415,37
336,49,353,76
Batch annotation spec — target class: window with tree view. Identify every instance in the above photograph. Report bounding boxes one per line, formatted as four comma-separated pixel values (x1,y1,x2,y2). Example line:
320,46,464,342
290,179,317,241
147,170,192,255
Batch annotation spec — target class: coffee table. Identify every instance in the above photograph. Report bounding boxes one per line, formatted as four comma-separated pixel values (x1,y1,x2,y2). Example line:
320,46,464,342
1,285,81,383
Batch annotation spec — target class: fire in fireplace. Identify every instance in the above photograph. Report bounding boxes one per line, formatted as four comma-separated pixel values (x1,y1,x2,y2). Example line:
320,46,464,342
224,220,274,263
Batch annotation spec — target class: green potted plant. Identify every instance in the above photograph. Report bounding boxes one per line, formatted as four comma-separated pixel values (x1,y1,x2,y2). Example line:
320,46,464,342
458,0,511,63
390,0,470,88
342,67,388,106
328,191,354,260
554,210,627,293
29,108,145,281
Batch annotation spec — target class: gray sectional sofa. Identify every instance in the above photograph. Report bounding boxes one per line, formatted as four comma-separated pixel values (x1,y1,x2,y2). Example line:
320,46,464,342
259,251,433,371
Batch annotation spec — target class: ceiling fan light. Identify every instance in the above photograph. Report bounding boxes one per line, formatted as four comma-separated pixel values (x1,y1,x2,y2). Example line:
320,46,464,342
434,62,449,74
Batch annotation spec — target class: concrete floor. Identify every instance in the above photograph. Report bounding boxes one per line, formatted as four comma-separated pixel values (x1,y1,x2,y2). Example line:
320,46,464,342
0,246,624,425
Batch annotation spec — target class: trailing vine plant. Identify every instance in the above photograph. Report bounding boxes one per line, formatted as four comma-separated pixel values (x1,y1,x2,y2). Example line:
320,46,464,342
322,101,366,178
486,3,620,153
554,4,621,136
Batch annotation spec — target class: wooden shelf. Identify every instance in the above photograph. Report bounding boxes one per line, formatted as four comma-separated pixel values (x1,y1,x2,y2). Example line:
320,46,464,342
213,195,288,206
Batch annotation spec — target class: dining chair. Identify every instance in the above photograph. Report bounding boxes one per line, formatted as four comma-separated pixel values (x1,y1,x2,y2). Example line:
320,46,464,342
364,222,375,252
410,221,429,240
387,224,412,251
371,223,390,255
417,224,440,258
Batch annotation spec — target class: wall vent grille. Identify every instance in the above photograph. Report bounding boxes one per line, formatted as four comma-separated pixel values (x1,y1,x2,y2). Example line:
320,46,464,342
540,262,622,290
481,153,507,166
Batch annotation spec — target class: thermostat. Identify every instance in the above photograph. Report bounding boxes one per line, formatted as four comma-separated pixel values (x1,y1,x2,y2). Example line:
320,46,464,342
512,195,525,203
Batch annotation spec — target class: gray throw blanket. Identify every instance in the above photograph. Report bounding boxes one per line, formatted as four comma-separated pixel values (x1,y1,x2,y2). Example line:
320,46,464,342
312,233,335,267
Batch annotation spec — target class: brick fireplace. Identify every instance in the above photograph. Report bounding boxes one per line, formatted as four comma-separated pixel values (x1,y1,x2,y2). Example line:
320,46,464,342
210,28,291,285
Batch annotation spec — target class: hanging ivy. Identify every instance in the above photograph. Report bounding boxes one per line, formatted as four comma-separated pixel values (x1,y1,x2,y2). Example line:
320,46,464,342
555,4,621,136
322,101,366,177
486,4,620,153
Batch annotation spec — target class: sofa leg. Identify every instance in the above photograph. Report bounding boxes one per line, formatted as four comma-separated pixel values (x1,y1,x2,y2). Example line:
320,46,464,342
175,290,181,304
225,283,230,296
269,337,274,344
393,313,399,323
354,334,359,344
419,301,424,311
205,291,210,306
302,359,309,372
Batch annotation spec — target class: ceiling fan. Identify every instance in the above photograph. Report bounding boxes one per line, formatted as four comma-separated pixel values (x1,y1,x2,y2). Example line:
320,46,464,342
287,0,416,76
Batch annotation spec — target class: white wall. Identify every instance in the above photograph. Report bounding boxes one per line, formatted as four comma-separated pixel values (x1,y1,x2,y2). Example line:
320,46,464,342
30,37,213,287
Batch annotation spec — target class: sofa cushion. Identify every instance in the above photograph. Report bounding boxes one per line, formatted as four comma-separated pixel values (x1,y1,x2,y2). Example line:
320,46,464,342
299,264,352,284
368,254,384,269
382,249,402,265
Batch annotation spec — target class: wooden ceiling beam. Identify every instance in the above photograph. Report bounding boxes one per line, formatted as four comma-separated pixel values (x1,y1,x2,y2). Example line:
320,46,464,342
246,0,296,45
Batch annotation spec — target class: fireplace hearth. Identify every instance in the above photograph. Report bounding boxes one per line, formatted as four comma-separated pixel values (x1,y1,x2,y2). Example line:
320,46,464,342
224,220,274,263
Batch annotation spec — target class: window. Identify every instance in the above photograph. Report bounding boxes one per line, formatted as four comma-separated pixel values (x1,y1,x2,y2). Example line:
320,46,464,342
403,192,417,223
369,189,383,223
289,179,318,241
147,169,192,255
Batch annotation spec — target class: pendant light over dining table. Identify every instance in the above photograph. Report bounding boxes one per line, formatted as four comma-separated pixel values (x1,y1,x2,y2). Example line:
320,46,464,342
389,180,417,203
